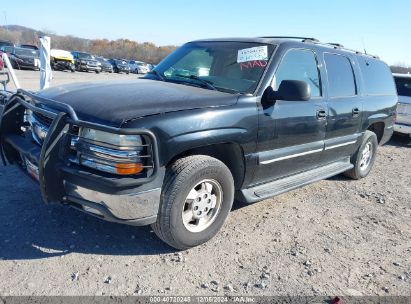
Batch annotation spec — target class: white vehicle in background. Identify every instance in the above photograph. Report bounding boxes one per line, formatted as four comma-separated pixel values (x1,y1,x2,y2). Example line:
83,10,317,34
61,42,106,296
129,60,150,74
393,74,411,136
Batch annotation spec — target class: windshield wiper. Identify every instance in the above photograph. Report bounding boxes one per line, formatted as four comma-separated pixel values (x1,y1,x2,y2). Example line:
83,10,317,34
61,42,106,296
148,70,166,81
175,74,218,91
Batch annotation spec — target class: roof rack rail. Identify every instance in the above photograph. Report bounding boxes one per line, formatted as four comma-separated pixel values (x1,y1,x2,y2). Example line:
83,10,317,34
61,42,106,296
259,36,319,42
259,36,379,58
307,40,380,59
327,43,344,48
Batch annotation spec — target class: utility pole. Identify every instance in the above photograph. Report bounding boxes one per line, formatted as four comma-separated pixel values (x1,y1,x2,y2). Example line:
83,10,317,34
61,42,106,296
3,11,8,40
3,11,8,32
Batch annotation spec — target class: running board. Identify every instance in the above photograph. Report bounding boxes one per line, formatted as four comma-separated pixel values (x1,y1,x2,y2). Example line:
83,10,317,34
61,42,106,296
238,158,353,203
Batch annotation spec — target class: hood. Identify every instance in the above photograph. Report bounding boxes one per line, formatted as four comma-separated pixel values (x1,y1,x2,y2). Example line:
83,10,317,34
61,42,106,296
38,79,238,127
51,49,73,60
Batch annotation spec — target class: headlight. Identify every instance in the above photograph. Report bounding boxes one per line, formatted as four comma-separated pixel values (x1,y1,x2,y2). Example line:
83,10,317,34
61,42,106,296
80,128,143,147
71,128,147,175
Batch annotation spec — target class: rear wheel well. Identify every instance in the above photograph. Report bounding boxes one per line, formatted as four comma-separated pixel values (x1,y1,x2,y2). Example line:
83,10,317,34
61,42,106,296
367,122,385,144
166,143,245,190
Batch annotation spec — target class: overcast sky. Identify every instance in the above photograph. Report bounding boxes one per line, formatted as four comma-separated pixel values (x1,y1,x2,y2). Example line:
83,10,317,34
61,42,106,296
4,0,410,65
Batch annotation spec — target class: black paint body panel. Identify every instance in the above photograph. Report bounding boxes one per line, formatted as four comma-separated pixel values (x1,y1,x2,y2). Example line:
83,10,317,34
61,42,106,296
4,38,398,200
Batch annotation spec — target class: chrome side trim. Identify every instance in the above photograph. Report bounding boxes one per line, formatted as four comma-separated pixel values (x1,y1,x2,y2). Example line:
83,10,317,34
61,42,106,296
259,134,361,165
260,148,323,165
324,140,357,150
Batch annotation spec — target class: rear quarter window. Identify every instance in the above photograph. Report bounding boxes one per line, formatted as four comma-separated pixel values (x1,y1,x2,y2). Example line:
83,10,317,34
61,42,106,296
359,57,396,96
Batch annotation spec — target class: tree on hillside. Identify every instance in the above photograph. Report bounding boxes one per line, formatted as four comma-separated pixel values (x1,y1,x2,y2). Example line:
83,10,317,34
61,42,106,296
0,25,177,64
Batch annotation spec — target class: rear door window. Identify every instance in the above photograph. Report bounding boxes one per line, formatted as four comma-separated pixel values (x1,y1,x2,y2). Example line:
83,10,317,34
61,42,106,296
324,53,357,98
275,49,321,97
359,57,396,96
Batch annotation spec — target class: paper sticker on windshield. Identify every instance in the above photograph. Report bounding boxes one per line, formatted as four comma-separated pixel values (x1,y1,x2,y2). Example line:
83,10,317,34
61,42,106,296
237,46,268,63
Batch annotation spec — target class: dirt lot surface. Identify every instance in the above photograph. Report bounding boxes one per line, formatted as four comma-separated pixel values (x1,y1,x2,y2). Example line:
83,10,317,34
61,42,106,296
0,70,410,297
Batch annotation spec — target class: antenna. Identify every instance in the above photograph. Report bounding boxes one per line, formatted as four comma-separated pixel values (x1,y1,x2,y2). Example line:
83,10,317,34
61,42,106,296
361,37,367,55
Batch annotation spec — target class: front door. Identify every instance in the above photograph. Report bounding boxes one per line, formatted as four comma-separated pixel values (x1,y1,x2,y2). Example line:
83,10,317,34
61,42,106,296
253,48,327,185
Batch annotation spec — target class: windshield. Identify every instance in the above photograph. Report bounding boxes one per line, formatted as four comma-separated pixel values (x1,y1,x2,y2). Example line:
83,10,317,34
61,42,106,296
116,60,128,65
151,41,276,94
77,52,93,60
395,77,411,97
15,48,39,57
1,46,13,53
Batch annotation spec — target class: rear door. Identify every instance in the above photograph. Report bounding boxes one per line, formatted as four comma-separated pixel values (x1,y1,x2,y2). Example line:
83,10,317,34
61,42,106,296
320,53,363,164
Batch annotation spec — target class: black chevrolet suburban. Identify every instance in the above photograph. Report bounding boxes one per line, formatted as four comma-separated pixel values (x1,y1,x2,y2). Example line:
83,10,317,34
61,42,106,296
0,37,397,249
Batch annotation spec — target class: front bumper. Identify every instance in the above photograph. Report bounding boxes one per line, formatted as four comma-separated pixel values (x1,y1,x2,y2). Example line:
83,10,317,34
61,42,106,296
116,66,130,73
0,90,163,226
78,63,101,71
101,66,113,72
52,59,75,71
16,61,38,70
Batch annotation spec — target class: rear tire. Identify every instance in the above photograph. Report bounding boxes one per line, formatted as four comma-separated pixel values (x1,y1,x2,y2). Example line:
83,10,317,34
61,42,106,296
152,155,234,250
344,130,378,180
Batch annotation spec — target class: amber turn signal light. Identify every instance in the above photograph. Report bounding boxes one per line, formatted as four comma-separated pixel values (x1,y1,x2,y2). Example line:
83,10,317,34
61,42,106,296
115,163,144,175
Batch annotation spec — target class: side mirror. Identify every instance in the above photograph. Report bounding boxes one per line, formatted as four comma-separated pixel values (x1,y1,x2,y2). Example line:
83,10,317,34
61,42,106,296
274,80,311,101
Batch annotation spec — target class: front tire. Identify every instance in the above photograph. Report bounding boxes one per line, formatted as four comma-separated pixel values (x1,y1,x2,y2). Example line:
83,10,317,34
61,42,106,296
152,155,234,250
344,130,378,180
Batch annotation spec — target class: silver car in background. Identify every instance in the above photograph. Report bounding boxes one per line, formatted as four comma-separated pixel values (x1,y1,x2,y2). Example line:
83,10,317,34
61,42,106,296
129,60,150,74
394,74,411,136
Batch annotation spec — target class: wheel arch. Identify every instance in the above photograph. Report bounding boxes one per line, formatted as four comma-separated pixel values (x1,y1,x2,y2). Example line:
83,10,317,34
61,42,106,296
165,142,246,190
367,121,385,144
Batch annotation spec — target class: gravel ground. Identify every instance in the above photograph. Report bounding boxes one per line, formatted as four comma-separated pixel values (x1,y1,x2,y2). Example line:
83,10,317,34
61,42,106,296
0,70,410,297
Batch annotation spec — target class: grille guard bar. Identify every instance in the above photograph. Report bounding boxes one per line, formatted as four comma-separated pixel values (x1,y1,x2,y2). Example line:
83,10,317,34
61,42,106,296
0,89,161,204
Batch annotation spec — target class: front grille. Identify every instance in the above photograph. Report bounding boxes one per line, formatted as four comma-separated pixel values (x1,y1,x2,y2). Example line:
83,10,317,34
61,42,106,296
33,112,53,128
